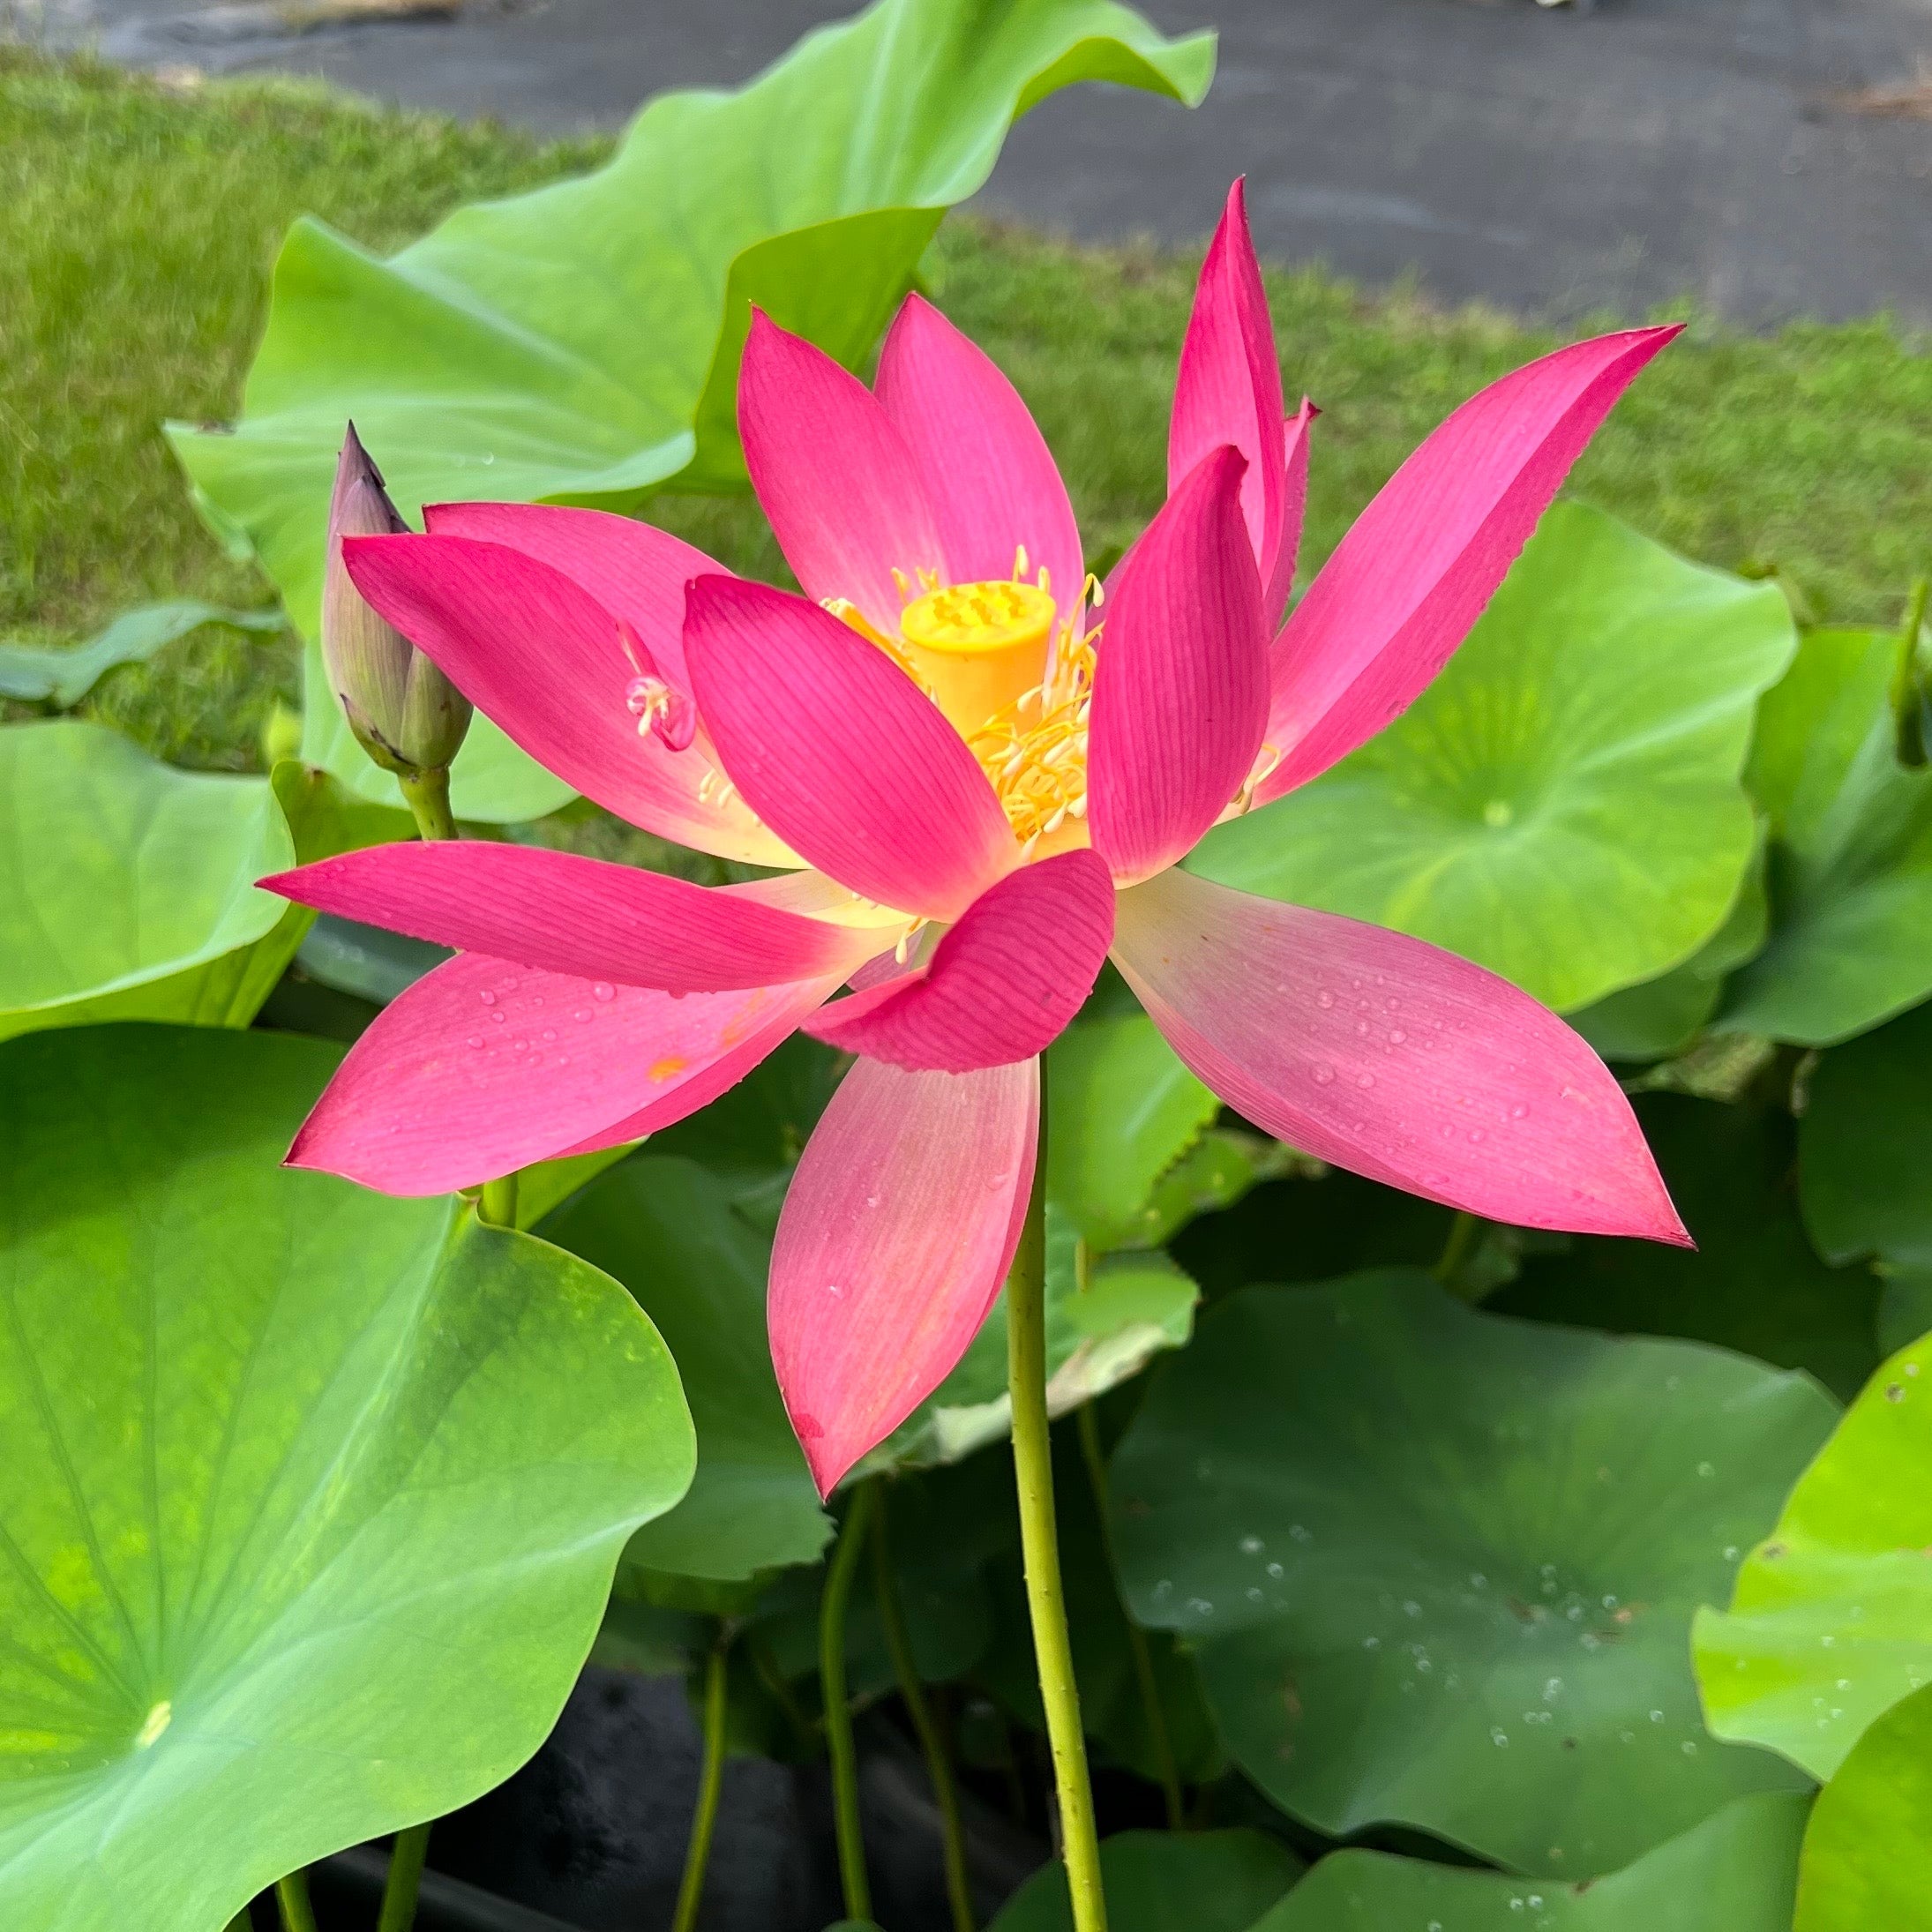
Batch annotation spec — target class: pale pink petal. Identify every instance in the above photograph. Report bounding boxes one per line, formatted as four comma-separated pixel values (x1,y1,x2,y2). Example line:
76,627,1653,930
684,574,1015,919
1089,446,1269,886
1169,181,1290,619
874,295,1084,620
738,311,946,635
770,1056,1039,1494
1111,868,1689,1243
1273,397,1316,625
422,501,720,693
341,533,795,865
1254,325,1681,804
262,842,881,993
286,953,842,1195
804,850,1114,1071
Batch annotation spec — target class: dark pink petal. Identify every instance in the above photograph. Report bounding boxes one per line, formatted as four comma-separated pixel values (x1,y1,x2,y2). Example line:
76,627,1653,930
1112,868,1689,1243
804,850,1114,1072
1273,397,1316,625
1089,446,1270,885
262,842,882,993
738,311,945,635
770,1056,1039,1495
342,533,794,865
423,500,721,693
1169,181,1290,618
1254,325,1681,804
286,953,844,1195
684,574,1015,919
875,294,1084,619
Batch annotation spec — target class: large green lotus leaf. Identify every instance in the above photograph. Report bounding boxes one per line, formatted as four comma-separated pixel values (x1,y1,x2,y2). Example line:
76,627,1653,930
1112,1274,1832,1876
0,1024,694,1932
1720,626,1932,1044
1046,1013,1220,1249
987,1830,1302,1932
1791,1681,1932,1931
1494,1094,1882,1402
1798,997,1932,1271
859,1205,1198,1474
0,720,304,1041
540,1153,830,1584
1192,501,1795,1014
1571,849,1768,1062
1255,1791,1808,1932
0,601,286,708
1693,1327,1932,1783
169,0,1213,820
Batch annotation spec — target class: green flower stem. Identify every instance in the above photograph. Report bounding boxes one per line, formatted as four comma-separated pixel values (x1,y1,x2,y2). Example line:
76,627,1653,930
397,766,459,842
821,1479,880,1923
871,1485,977,1932
275,1871,318,1932
1007,1094,1108,1932
1893,575,1931,768
479,1172,519,1229
1075,1400,1182,1831
670,1634,731,1932
376,1822,432,1932
1433,1209,1482,1298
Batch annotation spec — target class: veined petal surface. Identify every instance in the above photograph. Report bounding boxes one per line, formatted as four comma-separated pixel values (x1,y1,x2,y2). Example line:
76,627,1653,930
770,1054,1039,1494
875,294,1084,625
1112,867,1686,1242
1090,447,1269,885
1254,326,1681,804
288,953,842,1194
342,533,792,864
684,574,1015,919
804,850,1114,1071
264,842,880,992
739,311,946,637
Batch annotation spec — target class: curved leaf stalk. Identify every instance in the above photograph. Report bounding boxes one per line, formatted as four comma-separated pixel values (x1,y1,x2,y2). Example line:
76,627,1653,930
871,1484,977,1932
1075,1398,1182,1831
670,1633,732,1932
479,1172,519,1230
1008,1093,1108,1932
821,1479,880,1921
275,1871,318,1932
375,1822,432,1932
398,766,460,842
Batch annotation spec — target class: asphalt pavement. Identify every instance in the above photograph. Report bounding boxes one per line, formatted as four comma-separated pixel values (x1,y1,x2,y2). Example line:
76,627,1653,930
36,0,1932,322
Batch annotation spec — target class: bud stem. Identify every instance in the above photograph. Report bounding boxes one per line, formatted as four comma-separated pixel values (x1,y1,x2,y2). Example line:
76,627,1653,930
398,767,459,843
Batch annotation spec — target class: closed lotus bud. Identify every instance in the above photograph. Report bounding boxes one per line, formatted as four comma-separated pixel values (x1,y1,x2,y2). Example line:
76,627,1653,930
323,423,472,777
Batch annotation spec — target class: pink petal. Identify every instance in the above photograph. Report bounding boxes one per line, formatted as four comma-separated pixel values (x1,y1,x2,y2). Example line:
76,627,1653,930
804,850,1114,1072
1254,325,1681,805
770,1055,1039,1494
738,311,946,635
1169,181,1292,623
342,533,795,866
1089,446,1270,886
683,574,1015,919
422,500,720,693
262,842,883,993
1274,397,1316,625
287,952,843,1195
1112,868,1689,1243
874,294,1084,621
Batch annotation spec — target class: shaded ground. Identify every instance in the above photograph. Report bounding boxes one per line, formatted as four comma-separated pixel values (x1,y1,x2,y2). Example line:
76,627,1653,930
25,0,1932,324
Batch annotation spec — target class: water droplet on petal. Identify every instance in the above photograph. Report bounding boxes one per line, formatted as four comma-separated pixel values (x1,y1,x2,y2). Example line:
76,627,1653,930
592,982,616,1002
479,991,496,1007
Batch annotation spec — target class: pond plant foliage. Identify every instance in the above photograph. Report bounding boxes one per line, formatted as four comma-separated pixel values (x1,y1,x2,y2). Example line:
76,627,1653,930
2,4,1928,1930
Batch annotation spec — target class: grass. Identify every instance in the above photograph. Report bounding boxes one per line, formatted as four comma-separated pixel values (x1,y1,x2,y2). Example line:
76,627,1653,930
4,50,1931,775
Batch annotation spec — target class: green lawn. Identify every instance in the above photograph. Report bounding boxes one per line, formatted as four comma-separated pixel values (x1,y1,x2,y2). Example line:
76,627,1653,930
4,50,1930,774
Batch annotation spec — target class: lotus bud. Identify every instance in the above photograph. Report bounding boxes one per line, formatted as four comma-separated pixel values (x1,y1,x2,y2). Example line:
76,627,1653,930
323,423,472,779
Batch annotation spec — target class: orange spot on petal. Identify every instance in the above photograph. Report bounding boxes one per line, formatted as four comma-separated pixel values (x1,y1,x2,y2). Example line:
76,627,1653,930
649,1056,688,1082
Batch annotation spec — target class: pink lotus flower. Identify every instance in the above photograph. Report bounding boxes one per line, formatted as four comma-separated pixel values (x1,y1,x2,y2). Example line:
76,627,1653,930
266,183,1689,1495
